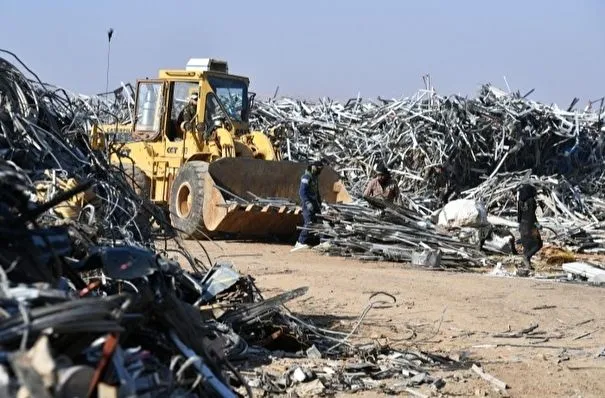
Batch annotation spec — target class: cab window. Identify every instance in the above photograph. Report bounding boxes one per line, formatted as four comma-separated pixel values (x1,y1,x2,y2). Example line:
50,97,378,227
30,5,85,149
207,77,248,121
171,82,199,120
167,82,199,141
135,82,163,132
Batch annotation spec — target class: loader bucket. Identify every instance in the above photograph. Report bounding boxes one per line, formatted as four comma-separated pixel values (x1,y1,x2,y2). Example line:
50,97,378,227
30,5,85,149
202,158,351,237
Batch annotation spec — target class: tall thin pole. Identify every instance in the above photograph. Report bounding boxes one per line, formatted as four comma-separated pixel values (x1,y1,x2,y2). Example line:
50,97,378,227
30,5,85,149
105,28,114,95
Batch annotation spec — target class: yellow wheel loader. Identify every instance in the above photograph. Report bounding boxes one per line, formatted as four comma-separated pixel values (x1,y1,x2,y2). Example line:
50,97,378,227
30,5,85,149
92,58,351,239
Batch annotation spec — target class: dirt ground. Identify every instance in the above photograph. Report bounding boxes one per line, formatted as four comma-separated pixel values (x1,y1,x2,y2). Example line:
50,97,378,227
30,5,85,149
187,240,605,398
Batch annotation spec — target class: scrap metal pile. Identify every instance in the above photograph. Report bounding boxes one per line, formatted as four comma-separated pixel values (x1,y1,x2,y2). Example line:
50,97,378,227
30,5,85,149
251,85,605,202
0,51,464,396
0,50,152,245
310,198,487,266
251,82,605,260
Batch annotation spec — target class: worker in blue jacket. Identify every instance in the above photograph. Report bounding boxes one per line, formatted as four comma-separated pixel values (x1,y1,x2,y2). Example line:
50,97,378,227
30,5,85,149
292,160,323,251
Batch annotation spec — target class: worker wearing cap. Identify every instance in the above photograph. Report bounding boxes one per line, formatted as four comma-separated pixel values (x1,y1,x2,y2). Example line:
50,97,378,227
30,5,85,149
363,163,400,204
517,184,543,276
292,160,323,251
180,92,199,132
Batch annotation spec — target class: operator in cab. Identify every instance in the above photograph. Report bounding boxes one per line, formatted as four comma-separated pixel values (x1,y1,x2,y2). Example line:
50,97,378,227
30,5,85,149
292,160,324,252
363,163,400,204
180,92,199,132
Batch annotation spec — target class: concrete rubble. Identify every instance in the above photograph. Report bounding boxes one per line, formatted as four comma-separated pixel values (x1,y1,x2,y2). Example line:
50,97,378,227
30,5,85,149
563,262,605,284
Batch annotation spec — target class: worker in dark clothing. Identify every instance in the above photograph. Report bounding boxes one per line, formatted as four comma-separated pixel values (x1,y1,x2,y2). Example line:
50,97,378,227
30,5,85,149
426,162,459,206
292,160,323,251
179,92,198,132
517,184,543,276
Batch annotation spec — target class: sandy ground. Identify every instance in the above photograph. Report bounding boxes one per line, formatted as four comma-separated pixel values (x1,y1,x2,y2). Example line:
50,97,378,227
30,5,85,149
185,240,605,398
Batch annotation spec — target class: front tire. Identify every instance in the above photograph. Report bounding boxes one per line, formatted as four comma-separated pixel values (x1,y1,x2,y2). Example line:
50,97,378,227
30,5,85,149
169,161,209,239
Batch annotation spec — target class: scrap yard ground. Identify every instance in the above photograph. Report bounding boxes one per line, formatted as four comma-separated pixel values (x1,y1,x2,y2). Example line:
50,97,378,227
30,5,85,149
193,240,605,398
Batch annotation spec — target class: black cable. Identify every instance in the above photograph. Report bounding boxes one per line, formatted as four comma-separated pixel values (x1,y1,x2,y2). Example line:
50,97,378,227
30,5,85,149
223,358,253,398
0,49,46,88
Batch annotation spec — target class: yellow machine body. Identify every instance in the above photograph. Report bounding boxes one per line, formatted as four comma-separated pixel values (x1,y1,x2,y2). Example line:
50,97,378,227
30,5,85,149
91,59,351,238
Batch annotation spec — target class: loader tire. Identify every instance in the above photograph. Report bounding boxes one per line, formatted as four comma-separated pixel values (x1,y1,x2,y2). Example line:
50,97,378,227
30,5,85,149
114,163,152,241
169,161,209,239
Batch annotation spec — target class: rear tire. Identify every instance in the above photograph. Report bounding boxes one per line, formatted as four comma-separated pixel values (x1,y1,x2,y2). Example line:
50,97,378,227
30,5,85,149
114,163,152,241
169,161,209,239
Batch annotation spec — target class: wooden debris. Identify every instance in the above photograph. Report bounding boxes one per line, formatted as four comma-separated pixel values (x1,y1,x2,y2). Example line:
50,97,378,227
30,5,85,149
572,329,598,341
532,305,557,310
493,324,539,338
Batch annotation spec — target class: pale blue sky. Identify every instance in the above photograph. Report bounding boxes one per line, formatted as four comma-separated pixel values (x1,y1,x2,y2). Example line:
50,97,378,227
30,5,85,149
2,0,603,105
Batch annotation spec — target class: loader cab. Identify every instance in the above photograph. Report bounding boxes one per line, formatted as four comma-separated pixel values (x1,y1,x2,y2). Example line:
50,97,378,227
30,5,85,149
130,78,198,142
130,59,254,153
183,57,251,130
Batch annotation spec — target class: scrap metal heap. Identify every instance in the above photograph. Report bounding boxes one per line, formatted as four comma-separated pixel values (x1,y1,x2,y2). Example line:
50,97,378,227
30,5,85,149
310,198,488,266
251,83,605,263
251,85,605,201
0,52,463,396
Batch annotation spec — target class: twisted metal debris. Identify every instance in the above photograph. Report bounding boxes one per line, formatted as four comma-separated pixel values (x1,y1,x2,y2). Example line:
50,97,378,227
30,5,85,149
0,50,159,246
0,51,467,396
250,83,605,255
309,199,487,266
251,85,605,204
